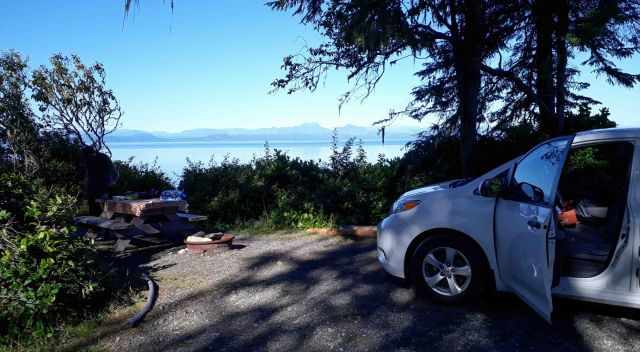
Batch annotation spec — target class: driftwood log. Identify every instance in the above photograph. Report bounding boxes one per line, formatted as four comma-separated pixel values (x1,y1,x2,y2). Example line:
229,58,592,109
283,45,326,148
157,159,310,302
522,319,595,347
305,226,377,238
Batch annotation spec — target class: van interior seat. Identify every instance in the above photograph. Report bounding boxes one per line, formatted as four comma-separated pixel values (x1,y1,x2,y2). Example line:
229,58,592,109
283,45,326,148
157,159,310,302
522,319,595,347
562,183,627,261
557,141,633,278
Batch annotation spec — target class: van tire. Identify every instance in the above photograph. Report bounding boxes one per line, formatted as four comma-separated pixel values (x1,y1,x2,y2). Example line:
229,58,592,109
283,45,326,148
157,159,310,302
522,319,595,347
411,234,488,304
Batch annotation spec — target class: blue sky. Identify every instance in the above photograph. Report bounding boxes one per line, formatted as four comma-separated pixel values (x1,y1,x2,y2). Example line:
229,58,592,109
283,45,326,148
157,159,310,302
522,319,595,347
1,1,638,132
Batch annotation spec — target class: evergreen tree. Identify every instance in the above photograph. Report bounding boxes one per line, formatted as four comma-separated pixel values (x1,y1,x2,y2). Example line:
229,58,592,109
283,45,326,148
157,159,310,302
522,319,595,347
269,0,524,177
485,0,640,136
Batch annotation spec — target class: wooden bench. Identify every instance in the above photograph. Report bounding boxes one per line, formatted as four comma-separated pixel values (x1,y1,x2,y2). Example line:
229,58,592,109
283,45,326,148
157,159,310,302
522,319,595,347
75,216,133,231
176,212,208,222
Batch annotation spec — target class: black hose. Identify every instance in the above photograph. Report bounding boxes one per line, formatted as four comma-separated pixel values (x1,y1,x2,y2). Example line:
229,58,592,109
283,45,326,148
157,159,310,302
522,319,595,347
126,272,157,327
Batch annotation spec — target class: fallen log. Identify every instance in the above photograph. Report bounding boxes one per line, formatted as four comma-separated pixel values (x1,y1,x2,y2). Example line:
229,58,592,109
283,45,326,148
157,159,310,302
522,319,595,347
306,225,377,238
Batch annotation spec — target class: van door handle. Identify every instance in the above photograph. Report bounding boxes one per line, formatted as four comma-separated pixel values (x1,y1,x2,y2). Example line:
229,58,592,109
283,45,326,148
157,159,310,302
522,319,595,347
528,219,542,229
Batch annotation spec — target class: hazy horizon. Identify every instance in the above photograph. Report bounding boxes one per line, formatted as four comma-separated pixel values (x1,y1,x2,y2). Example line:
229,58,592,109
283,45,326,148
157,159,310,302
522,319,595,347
106,121,417,174
112,121,423,134
110,136,411,177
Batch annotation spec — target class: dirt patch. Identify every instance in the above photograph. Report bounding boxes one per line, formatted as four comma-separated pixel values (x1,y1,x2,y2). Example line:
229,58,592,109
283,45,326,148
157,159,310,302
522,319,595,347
69,233,640,352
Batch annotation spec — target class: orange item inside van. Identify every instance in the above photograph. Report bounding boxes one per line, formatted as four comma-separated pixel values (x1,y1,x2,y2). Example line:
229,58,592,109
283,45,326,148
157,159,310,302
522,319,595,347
559,209,578,227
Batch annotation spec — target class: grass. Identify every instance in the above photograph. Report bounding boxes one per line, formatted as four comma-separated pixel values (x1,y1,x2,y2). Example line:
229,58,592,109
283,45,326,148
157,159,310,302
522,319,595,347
0,317,107,352
0,285,149,352
55,299,147,352
230,224,304,236
200,208,336,237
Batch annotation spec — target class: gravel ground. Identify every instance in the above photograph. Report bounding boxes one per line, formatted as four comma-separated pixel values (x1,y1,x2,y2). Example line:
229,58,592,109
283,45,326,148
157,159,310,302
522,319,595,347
69,234,640,352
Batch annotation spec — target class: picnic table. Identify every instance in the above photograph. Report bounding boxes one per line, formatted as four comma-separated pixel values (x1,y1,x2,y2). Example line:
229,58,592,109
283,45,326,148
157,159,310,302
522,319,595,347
98,198,190,235
100,198,188,218
76,197,208,250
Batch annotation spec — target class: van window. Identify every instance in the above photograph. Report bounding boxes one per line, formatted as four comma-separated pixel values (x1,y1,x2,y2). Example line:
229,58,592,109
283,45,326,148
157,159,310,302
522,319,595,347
510,139,570,205
559,142,634,206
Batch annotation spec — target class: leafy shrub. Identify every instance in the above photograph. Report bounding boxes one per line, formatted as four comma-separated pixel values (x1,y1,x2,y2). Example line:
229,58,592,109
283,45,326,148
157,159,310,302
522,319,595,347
111,157,174,195
181,140,412,229
266,196,334,229
567,147,609,171
0,173,102,344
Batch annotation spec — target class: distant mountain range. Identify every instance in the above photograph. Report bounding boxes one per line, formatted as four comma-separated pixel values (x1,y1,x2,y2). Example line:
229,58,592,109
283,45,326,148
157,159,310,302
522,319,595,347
106,123,423,143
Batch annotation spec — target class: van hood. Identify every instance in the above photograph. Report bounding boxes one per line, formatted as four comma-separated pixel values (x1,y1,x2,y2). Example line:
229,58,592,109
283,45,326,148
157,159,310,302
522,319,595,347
400,179,462,199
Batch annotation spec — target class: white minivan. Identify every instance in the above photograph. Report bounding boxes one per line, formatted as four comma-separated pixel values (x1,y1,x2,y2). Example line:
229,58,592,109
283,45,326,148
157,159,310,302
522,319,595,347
377,128,639,321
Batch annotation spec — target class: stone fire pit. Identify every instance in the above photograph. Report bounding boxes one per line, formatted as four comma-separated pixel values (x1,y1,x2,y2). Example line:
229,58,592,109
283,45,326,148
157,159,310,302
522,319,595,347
185,233,235,254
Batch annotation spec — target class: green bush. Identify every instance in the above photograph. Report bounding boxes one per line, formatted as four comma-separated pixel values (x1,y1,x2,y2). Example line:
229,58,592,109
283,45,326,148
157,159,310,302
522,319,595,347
0,173,102,344
181,141,413,229
111,157,174,195
266,197,334,229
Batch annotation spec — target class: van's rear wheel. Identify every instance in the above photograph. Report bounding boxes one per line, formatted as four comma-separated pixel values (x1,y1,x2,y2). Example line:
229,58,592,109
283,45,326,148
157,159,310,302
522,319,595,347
411,235,487,304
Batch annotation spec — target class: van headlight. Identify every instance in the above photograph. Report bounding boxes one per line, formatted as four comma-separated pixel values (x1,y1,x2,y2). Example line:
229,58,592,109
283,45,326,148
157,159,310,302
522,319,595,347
391,199,421,214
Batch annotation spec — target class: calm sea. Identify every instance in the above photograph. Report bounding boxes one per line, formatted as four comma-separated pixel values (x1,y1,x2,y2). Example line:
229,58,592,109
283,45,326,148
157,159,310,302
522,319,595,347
110,139,410,178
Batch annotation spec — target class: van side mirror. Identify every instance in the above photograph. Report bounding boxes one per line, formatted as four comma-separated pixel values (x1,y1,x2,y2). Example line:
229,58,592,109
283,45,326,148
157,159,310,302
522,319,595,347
518,182,545,203
479,176,506,198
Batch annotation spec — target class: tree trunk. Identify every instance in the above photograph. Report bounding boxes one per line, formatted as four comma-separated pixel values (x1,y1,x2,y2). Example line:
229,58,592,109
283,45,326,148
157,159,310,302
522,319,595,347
555,0,569,134
457,65,481,178
533,0,556,136
455,0,483,177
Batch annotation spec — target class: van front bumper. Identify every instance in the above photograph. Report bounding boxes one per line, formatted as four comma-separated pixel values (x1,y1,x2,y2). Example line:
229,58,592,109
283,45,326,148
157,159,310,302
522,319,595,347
376,217,409,279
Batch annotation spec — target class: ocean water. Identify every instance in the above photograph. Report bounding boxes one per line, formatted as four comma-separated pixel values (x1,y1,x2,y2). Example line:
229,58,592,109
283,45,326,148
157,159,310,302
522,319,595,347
110,139,410,178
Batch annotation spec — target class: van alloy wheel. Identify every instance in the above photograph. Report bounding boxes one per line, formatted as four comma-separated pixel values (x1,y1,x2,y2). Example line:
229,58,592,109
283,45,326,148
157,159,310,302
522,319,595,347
422,246,472,297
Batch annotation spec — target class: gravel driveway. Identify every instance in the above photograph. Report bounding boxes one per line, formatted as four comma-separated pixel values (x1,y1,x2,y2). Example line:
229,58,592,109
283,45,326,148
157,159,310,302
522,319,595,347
71,234,640,352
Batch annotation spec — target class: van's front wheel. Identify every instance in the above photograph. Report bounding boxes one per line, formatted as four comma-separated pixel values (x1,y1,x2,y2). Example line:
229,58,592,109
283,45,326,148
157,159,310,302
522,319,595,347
411,235,487,304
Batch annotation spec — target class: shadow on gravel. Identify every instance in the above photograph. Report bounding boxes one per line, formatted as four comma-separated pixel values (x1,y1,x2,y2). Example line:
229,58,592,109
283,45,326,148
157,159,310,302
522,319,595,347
77,238,640,352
